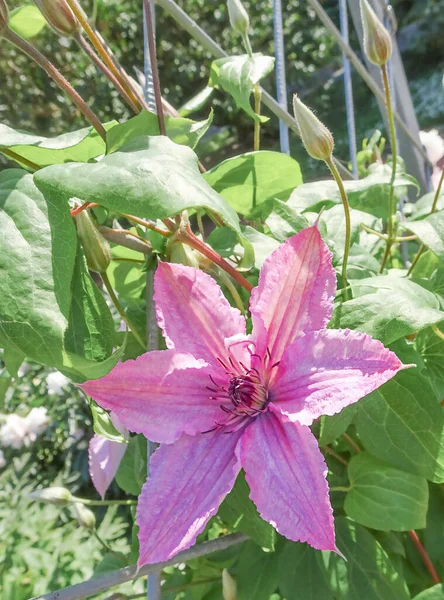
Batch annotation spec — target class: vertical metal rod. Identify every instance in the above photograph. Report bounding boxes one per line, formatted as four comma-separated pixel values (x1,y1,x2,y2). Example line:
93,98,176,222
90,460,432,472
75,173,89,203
143,0,157,111
273,0,290,154
338,0,358,176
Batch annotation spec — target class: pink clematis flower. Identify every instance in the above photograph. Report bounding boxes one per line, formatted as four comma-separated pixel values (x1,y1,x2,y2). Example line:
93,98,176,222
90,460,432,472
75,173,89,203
88,412,129,499
82,225,404,566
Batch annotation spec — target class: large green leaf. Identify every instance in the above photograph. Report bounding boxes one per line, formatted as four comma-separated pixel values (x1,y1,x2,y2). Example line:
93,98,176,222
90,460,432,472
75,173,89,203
209,54,275,123
416,325,444,398
178,86,214,117
204,151,302,216
0,123,112,169
236,541,280,600
322,518,410,600
413,585,444,600
344,452,429,530
408,190,444,220
332,275,444,345
424,484,444,564
322,206,381,260
404,212,444,262
265,199,309,242
106,109,214,153
218,472,275,550
9,5,47,39
288,163,418,219
278,542,333,600
34,136,242,235
355,370,444,482
319,405,356,446
0,169,76,367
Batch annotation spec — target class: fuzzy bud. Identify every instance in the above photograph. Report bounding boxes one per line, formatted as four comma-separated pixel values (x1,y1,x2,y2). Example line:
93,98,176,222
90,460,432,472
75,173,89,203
360,0,392,66
34,0,80,36
74,207,111,273
227,0,249,36
0,0,8,34
222,569,237,600
73,502,96,530
29,487,73,506
292,95,334,161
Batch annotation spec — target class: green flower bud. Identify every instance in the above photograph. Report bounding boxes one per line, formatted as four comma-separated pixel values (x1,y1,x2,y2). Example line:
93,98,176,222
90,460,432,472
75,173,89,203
222,569,237,600
34,0,80,36
167,239,201,268
292,95,334,161
74,207,112,274
0,0,8,34
73,502,96,530
360,0,392,66
227,0,249,36
28,486,73,506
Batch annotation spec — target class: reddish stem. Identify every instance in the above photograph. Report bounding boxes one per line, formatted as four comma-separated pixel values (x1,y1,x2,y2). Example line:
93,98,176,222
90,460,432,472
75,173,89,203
143,0,166,136
408,531,440,584
342,433,361,454
70,202,98,217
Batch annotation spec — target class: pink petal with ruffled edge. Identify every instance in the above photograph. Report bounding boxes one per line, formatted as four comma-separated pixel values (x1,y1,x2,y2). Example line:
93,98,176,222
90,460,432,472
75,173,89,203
237,412,337,552
88,413,128,499
154,262,245,368
249,226,336,364
270,329,403,426
82,350,225,444
137,431,241,566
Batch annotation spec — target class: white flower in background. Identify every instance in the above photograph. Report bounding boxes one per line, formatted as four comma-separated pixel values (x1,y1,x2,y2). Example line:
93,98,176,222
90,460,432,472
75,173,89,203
420,129,444,191
0,407,50,449
46,371,70,395
17,363,31,378
0,450,6,469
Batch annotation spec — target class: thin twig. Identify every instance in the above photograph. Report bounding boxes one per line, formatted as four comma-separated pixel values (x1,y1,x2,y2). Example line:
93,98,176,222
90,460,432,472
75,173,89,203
342,433,361,454
408,531,441,584
143,0,166,135
0,148,41,171
321,445,348,466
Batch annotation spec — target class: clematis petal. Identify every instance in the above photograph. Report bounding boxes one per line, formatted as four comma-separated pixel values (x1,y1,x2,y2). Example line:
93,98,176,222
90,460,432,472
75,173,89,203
249,226,336,364
270,329,403,426
238,413,337,552
82,350,224,444
137,431,241,566
88,413,128,499
154,262,246,366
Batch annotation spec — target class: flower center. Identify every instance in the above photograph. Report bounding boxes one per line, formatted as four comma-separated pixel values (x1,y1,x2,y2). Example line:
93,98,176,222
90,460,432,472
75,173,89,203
228,373,268,416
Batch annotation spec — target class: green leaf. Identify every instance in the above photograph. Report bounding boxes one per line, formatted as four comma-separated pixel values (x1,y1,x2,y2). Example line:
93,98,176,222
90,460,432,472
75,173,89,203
2,346,25,378
288,163,418,219
236,541,280,600
178,86,214,117
61,341,126,382
9,5,47,39
333,275,444,345
0,368,12,407
265,199,309,242
94,552,128,575
107,244,147,301
0,123,112,169
278,542,333,600
322,206,381,260
204,151,302,216
424,484,444,564
344,452,429,530
416,326,444,398
413,585,444,600
106,109,214,154
219,472,275,550
0,169,76,368
34,136,242,236
408,190,444,220
404,212,444,262
242,226,280,269
355,370,444,482
115,434,148,495
87,399,127,443
209,54,275,123
319,405,356,446
322,518,410,600
64,248,115,363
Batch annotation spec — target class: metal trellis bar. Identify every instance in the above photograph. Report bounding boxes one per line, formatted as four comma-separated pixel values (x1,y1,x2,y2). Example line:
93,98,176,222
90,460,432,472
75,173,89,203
273,0,290,155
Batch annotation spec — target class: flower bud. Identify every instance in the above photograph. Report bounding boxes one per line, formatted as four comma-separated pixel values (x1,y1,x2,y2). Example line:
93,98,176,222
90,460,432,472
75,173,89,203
74,207,111,273
29,487,73,506
99,226,152,255
167,239,201,268
34,0,80,36
73,502,96,530
222,569,237,600
292,95,334,161
0,0,8,34
227,0,249,36
360,0,392,66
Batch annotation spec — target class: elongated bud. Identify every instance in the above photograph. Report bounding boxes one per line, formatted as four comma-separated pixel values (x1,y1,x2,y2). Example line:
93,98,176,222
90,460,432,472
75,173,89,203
34,0,80,36
73,502,96,530
292,95,334,161
29,487,73,506
227,0,249,36
222,569,237,600
0,0,8,34
99,226,152,255
360,0,392,66
74,208,111,273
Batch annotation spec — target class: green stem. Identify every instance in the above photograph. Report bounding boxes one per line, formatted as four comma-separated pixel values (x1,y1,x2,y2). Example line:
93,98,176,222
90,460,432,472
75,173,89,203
93,529,119,555
101,272,147,349
0,148,41,171
330,486,351,493
196,212,205,239
325,157,352,301
342,432,361,454
407,168,444,276
253,85,262,152
379,64,398,273
360,223,387,240
72,496,137,506
432,324,444,342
